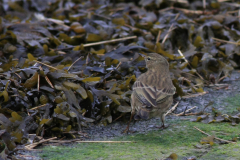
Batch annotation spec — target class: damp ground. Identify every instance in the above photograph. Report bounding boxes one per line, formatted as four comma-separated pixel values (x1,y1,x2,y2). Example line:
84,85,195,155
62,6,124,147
13,70,240,160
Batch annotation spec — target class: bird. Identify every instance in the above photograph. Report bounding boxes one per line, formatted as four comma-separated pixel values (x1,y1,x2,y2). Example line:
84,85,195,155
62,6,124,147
124,53,176,132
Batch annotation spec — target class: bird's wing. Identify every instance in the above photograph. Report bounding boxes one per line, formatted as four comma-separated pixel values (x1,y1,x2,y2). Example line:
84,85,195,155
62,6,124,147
133,80,157,107
133,79,175,108
155,77,176,103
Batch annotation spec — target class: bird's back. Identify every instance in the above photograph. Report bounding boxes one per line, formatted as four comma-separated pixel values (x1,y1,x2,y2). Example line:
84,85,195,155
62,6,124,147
131,70,175,120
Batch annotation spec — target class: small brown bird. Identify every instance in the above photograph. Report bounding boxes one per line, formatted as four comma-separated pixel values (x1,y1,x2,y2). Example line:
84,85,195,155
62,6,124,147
125,53,175,132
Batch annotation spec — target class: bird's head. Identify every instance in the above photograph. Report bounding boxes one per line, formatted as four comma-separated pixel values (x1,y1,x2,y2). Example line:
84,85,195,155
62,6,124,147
140,53,169,70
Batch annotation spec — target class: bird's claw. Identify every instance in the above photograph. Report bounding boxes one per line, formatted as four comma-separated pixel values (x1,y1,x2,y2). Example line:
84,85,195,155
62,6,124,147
122,127,129,134
122,127,136,134
156,124,169,130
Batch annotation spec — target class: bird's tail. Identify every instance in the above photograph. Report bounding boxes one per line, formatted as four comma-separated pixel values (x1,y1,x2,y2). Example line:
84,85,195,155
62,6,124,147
134,108,150,120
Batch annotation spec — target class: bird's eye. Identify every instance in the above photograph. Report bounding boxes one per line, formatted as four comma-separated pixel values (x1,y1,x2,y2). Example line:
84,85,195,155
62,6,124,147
147,57,151,61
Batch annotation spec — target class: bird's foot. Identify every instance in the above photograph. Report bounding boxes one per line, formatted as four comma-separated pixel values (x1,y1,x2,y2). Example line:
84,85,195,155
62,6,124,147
155,124,169,130
122,126,129,134
122,126,136,134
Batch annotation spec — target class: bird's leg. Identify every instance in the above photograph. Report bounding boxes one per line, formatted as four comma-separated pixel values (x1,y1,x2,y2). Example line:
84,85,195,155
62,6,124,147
123,112,134,134
156,115,169,129
161,115,166,128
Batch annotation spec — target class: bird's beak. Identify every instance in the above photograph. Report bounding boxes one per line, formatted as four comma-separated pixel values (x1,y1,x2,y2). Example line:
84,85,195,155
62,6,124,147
138,53,147,58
